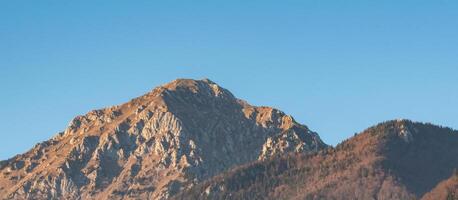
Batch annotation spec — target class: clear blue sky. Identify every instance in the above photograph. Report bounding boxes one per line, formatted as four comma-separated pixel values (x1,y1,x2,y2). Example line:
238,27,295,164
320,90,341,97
1,1,458,160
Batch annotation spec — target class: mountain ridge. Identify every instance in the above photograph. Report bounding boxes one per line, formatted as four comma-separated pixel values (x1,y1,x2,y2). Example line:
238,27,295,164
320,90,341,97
173,119,458,200
1,78,457,200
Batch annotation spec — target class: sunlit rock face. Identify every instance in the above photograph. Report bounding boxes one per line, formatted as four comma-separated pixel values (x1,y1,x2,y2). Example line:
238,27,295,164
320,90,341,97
0,78,326,200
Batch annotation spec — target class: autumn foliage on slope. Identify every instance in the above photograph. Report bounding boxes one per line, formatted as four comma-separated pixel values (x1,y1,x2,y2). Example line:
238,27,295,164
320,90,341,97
174,120,458,200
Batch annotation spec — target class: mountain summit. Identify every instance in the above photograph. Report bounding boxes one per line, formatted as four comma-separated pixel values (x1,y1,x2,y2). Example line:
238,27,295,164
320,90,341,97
0,78,327,199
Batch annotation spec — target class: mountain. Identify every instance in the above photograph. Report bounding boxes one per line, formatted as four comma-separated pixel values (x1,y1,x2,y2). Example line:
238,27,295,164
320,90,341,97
173,120,458,200
0,79,327,199
2,78,458,200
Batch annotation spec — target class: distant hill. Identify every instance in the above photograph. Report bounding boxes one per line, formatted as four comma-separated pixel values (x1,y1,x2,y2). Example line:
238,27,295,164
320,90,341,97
173,120,458,200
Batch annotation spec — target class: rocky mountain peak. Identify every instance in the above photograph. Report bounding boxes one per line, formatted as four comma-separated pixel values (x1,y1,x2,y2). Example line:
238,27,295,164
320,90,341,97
0,78,326,200
157,78,234,99
357,119,417,145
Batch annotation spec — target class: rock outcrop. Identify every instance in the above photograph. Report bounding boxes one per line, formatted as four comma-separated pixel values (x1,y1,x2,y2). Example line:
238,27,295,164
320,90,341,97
0,78,326,199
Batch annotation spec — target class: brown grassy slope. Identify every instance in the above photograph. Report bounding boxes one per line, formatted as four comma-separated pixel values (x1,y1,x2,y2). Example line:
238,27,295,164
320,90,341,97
173,120,458,200
422,172,458,200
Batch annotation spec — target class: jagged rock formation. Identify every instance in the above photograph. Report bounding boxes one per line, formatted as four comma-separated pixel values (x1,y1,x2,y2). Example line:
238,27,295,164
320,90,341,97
0,78,326,199
173,120,458,200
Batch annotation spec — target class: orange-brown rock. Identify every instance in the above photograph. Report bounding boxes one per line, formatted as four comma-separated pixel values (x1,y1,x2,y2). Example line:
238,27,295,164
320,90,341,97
0,78,326,199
